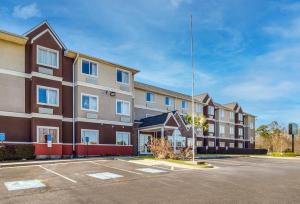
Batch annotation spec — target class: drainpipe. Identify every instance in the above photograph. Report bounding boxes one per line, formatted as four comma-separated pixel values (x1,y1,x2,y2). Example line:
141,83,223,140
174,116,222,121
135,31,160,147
72,54,79,157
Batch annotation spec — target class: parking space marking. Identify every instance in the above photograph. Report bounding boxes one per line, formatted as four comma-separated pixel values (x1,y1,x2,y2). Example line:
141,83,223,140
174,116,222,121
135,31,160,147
87,172,123,180
38,165,77,183
136,168,167,173
4,180,46,191
89,161,143,175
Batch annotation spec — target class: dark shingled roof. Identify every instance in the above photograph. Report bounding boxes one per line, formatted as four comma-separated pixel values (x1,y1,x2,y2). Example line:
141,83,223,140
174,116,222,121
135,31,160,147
139,112,170,128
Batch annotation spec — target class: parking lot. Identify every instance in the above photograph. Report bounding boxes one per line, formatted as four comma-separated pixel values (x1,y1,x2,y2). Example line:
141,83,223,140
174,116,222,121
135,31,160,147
1,157,300,204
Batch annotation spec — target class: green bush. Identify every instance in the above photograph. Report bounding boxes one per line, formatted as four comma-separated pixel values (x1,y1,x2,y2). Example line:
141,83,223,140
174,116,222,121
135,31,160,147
270,152,297,157
0,144,35,161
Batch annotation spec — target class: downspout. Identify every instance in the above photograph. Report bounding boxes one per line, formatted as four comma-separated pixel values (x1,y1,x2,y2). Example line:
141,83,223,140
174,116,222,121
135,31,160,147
72,54,79,157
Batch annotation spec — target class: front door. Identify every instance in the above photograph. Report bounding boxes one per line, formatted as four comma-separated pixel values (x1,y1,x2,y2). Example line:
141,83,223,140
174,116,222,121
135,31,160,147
139,134,152,154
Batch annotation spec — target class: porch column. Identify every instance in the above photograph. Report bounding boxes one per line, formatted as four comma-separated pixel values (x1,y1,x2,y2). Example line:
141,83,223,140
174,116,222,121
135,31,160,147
161,127,164,139
137,129,140,155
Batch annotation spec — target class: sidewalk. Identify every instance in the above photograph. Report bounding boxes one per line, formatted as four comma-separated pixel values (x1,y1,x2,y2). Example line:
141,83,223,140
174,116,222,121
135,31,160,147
250,155,300,160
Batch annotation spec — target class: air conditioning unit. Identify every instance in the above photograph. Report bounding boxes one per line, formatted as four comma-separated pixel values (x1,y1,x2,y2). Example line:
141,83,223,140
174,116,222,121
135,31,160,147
120,116,131,123
38,107,53,115
86,77,98,85
87,113,97,119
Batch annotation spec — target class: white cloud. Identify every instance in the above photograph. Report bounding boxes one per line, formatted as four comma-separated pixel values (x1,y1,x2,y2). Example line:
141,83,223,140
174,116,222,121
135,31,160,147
12,3,40,19
264,17,300,39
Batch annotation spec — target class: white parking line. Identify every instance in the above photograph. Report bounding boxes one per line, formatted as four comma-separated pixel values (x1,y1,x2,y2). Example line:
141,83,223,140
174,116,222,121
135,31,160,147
38,165,77,183
4,180,46,191
87,172,123,180
89,161,143,175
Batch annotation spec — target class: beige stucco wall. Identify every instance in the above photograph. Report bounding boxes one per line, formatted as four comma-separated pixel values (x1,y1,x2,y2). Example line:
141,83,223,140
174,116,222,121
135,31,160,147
75,85,133,122
0,40,25,73
75,57,134,93
0,74,25,112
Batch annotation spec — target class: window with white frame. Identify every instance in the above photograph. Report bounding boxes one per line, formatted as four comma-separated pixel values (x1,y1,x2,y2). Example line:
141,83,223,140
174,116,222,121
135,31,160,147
81,59,98,77
37,45,59,68
219,125,225,135
230,126,235,135
208,106,214,115
37,86,59,106
81,129,99,144
146,92,154,102
239,128,243,136
181,100,188,109
196,141,203,147
116,69,129,84
238,113,243,121
195,103,202,113
208,123,214,133
238,142,243,148
229,143,235,148
81,94,98,112
116,100,130,116
165,96,173,106
116,132,130,145
220,109,225,119
249,121,254,129
230,112,234,121
219,142,225,147
37,126,59,143
168,135,186,147
208,141,215,147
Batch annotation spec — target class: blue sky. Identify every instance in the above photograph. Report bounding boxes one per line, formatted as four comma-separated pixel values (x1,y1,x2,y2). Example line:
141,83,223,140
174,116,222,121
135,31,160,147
0,0,300,126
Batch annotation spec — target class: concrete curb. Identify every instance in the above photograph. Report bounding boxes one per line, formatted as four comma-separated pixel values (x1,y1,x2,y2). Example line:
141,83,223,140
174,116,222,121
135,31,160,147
0,156,120,168
250,155,300,160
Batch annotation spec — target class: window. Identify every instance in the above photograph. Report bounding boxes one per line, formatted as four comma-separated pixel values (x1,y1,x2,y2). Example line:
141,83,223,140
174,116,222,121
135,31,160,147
81,129,99,144
168,136,186,147
230,126,235,135
195,103,202,113
238,113,243,121
219,142,225,147
208,123,214,133
208,141,215,147
230,112,234,121
220,109,225,119
37,45,59,68
219,125,225,135
181,100,188,109
208,106,214,115
165,96,173,106
37,86,59,106
116,100,130,116
249,121,254,129
116,132,130,145
81,59,98,77
116,69,129,84
239,128,243,136
146,92,154,102
238,142,243,148
196,141,203,147
81,94,98,112
229,143,235,148
37,126,59,143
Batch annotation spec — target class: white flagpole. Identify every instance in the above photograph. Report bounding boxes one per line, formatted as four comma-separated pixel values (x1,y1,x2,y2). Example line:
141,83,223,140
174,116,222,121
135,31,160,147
190,15,195,163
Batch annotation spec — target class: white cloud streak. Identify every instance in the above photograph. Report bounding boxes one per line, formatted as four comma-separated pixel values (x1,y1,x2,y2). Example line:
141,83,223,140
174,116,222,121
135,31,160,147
12,3,40,19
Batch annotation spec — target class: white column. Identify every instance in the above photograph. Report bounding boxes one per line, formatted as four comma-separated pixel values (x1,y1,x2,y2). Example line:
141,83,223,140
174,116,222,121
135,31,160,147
161,127,164,139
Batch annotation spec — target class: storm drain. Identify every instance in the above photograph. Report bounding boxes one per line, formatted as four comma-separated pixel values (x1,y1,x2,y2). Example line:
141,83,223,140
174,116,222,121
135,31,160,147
87,172,123,180
4,180,46,191
136,168,167,173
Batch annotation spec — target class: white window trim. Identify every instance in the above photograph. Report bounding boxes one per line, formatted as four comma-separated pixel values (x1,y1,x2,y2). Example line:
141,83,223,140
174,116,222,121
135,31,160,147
116,131,131,145
208,106,214,115
219,125,225,134
181,100,188,109
36,45,59,69
116,99,131,116
81,93,99,112
37,85,59,107
165,96,173,106
80,58,99,78
145,92,155,103
230,112,235,120
195,103,203,113
81,129,99,144
116,68,130,85
208,123,215,133
36,126,59,143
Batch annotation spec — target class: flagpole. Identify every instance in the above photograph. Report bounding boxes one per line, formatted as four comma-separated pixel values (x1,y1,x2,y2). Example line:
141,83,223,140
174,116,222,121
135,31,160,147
190,15,195,163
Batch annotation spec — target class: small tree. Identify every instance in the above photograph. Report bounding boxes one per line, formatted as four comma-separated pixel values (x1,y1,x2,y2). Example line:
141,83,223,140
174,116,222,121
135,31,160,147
185,114,208,132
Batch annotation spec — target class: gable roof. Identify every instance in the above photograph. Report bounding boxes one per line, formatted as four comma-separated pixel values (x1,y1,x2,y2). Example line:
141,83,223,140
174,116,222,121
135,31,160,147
24,21,66,49
139,112,179,128
224,102,243,113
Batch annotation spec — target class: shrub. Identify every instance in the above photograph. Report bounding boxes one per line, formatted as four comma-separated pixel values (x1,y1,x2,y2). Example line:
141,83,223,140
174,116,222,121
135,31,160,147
0,144,35,161
149,138,173,159
270,152,297,157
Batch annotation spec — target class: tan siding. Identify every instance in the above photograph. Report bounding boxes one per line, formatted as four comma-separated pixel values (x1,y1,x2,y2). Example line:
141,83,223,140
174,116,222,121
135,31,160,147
0,74,25,112
0,39,25,72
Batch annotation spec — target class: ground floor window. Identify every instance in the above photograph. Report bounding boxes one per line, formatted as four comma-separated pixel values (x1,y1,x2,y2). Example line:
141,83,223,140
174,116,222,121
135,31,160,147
229,143,235,148
208,141,215,147
81,129,99,144
219,142,225,147
238,142,243,148
37,126,59,143
196,141,203,147
116,132,130,145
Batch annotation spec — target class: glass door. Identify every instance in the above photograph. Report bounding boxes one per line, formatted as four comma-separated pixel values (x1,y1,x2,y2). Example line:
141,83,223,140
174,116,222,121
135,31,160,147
139,134,152,154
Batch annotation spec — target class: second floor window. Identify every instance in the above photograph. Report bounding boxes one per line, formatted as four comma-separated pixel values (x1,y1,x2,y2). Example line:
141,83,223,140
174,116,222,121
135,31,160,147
82,59,98,77
208,123,214,133
220,109,225,119
219,125,225,134
81,94,98,112
146,92,154,102
239,128,243,136
230,112,234,120
238,113,243,121
208,106,214,115
116,100,130,116
165,96,173,106
230,126,235,135
37,86,59,106
181,100,188,109
37,46,59,68
249,121,254,129
195,103,202,113
117,70,129,84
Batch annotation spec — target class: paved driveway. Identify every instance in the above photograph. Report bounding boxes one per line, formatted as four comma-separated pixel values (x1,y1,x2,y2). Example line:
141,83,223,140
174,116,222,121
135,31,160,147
0,157,300,204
